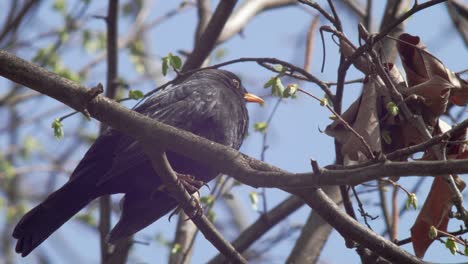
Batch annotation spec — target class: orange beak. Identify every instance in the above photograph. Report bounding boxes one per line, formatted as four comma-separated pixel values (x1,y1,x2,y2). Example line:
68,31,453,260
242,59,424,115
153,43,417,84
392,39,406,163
244,93,264,105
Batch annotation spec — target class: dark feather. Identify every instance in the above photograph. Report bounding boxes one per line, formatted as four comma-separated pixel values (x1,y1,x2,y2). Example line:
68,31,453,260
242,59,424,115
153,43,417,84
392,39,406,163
13,69,250,256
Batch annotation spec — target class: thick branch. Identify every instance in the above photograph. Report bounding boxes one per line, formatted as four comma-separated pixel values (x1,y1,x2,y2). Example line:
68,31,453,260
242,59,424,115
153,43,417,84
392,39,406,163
182,0,237,71
218,0,296,44
0,50,460,263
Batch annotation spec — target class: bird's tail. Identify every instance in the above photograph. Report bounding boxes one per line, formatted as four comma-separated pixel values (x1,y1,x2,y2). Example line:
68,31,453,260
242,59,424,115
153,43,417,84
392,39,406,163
12,181,93,257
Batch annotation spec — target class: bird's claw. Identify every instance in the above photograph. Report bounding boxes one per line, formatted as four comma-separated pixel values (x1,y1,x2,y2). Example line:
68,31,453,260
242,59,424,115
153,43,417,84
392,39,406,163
177,173,205,193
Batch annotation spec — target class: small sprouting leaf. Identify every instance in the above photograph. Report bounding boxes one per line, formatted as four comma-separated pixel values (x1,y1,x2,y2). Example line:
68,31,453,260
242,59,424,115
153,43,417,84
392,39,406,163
215,48,228,60
428,226,438,240
320,97,328,106
162,57,170,76
249,191,259,212
445,237,458,255
200,195,215,206
273,77,284,97
21,136,41,159
274,64,287,74
283,83,298,98
254,122,268,133
0,156,16,180
76,213,96,226
129,90,144,100
386,102,399,116
208,210,216,222
382,129,392,144
171,243,182,254
169,53,182,70
406,193,418,210
233,180,242,187
264,77,275,88
53,0,66,13
59,29,69,42
130,54,145,74
329,115,337,120
464,245,468,256
52,118,64,139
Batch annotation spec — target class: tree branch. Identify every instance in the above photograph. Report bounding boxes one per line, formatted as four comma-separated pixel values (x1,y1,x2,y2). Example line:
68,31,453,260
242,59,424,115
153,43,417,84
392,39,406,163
142,147,246,263
0,50,460,263
182,0,237,71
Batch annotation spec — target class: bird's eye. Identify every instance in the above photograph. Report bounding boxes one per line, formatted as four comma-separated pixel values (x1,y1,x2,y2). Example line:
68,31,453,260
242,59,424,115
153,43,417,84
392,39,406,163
232,79,240,90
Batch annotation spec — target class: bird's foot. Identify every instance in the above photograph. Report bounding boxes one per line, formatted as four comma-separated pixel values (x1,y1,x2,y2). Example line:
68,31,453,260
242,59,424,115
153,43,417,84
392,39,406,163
166,174,207,222
176,173,207,193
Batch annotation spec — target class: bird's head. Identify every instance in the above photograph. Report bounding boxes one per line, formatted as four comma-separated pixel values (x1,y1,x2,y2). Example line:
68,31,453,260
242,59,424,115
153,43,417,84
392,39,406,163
200,69,264,105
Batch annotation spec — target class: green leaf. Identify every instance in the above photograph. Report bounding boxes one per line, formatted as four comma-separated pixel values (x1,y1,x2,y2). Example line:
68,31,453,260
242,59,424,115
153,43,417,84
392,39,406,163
320,97,328,106
122,2,134,16
6,204,26,222
169,53,182,70
264,77,275,88
274,64,287,74
0,156,16,180
283,83,298,98
171,243,182,254
52,118,64,139
21,136,41,159
129,90,144,100
76,213,96,226
386,102,399,116
233,180,242,187
272,77,284,97
464,245,468,256
200,195,215,206
428,226,438,240
406,193,418,210
208,210,216,222
53,0,66,13
59,29,69,42
162,57,170,76
215,48,228,60
249,191,259,212
445,237,458,255
254,122,268,133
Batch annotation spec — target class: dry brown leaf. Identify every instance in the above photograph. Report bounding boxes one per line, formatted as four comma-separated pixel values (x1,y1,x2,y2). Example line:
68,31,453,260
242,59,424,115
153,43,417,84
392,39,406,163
411,176,466,258
403,76,452,117
326,76,384,161
398,33,458,87
398,33,467,106
340,37,369,74
411,120,467,258
451,78,468,106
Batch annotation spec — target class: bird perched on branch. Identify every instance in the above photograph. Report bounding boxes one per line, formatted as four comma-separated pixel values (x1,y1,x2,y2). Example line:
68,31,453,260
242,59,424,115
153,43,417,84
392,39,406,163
13,69,264,257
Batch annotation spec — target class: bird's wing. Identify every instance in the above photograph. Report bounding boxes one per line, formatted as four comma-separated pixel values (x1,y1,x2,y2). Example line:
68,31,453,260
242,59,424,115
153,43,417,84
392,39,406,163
91,83,222,186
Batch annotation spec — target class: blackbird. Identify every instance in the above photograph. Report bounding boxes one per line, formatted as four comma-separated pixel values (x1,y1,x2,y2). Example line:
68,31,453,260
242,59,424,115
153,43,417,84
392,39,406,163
13,69,264,257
